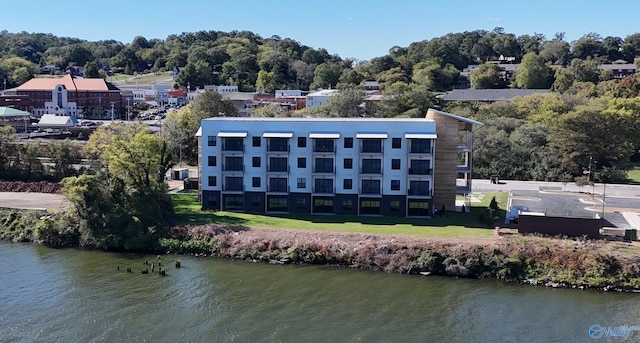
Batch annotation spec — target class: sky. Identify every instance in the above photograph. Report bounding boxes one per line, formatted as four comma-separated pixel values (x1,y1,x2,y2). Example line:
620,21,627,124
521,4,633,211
2,0,639,62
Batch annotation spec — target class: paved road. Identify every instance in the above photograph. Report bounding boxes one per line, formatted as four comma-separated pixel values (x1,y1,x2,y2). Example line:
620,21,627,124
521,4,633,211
472,179,640,199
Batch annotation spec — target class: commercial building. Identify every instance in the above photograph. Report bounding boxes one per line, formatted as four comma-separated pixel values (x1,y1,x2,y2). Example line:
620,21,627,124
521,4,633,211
197,109,482,217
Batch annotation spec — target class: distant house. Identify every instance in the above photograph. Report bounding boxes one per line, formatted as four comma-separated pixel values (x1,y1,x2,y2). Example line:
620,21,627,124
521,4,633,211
171,67,184,81
204,85,239,94
40,65,60,74
66,66,84,77
598,60,637,79
306,89,339,108
37,114,76,130
440,89,551,103
168,89,187,106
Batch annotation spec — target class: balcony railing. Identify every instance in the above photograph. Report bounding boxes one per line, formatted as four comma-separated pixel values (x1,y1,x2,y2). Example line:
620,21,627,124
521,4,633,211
267,144,290,152
267,165,289,173
408,168,432,175
313,166,335,173
408,189,432,196
313,186,335,194
222,144,244,152
360,168,382,174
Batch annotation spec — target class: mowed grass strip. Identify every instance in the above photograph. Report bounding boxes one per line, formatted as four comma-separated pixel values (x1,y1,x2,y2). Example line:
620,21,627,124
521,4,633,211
171,192,509,238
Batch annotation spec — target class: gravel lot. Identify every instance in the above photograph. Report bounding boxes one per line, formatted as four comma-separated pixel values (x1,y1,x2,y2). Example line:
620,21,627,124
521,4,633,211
0,192,69,211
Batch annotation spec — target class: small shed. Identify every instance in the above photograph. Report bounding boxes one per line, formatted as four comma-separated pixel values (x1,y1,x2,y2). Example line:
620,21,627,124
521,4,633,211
172,168,189,180
37,114,75,130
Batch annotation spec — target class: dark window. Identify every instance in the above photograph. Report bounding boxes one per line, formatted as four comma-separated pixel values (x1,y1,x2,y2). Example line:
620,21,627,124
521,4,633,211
223,138,243,151
224,195,243,210
408,200,430,216
392,159,401,170
392,138,401,149
297,177,306,188
409,180,430,196
208,136,216,146
252,156,260,168
298,137,306,148
362,139,382,153
313,139,335,152
208,176,216,187
391,179,400,191
343,199,352,209
361,179,381,194
313,198,334,213
315,158,334,173
252,177,261,188
297,157,306,168
296,198,306,208
410,139,431,153
268,196,288,211
269,157,288,172
252,136,261,147
344,137,353,148
343,178,352,190
314,178,333,193
409,160,431,175
224,177,243,191
344,158,353,169
390,200,400,211
362,159,382,174
268,138,288,151
360,199,381,215
208,155,216,167
269,177,287,192
224,156,243,171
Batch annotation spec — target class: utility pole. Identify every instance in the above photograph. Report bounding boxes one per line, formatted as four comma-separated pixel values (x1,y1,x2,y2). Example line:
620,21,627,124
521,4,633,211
587,156,592,182
111,102,115,121
126,98,130,121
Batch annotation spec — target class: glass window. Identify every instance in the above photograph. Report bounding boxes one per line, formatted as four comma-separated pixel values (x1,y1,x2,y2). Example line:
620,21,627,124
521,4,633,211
344,137,353,148
315,158,334,173
269,157,288,172
252,156,260,168
343,178,352,190
343,199,352,209
224,195,243,210
296,198,306,208
410,139,431,153
252,177,261,187
313,139,335,152
344,158,352,169
224,156,243,171
268,138,288,151
269,177,287,192
362,139,382,153
409,160,431,175
298,157,306,168
390,200,400,211
361,179,381,194
314,178,333,193
391,179,400,191
392,138,401,149
298,137,306,148
392,158,401,170
208,136,216,146
362,159,381,174
223,138,243,151
208,176,216,187
208,155,216,167
297,177,306,188
252,136,261,147
409,180,430,195
224,177,243,191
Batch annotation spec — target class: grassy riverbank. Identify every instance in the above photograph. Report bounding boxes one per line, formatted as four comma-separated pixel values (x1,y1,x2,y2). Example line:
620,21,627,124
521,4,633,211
2,191,639,292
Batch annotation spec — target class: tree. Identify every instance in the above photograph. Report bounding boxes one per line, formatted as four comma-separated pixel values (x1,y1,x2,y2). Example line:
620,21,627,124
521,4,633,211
48,139,81,181
622,33,640,62
571,33,602,60
310,62,342,90
252,103,285,117
601,36,623,61
412,62,460,91
470,63,504,89
62,124,173,249
83,60,101,78
540,38,570,65
514,53,553,89
255,70,278,93
326,87,365,117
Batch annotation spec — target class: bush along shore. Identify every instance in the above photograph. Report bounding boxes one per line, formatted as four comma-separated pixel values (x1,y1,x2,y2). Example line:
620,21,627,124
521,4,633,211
2,209,639,292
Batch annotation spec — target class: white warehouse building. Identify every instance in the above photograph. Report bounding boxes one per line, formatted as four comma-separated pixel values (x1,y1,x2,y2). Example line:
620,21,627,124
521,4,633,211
197,109,482,217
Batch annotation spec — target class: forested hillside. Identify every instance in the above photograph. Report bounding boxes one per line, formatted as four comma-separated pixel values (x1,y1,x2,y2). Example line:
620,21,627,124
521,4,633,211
1,28,640,182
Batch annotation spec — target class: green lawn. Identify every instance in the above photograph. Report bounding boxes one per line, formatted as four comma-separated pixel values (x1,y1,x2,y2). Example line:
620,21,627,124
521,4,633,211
170,192,509,238
626,167,640,184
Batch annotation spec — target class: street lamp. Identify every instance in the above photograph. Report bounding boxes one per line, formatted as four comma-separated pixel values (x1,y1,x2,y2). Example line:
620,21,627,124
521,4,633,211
126,98,130,121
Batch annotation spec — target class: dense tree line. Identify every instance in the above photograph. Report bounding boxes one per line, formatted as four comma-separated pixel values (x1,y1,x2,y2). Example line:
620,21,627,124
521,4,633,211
2,29,639,91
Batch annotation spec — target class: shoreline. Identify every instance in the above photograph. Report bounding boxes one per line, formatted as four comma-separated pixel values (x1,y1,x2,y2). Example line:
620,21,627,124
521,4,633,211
161,224,640,292
1,205,639,292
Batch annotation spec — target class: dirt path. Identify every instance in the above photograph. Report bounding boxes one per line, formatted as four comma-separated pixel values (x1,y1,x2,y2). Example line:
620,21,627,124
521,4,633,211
0,192,69,211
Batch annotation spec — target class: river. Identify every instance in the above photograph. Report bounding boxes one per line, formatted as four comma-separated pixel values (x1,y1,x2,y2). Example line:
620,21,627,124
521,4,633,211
1,241,638,342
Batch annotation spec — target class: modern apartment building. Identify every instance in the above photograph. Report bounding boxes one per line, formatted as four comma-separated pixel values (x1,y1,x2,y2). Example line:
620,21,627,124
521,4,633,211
197,109,482,217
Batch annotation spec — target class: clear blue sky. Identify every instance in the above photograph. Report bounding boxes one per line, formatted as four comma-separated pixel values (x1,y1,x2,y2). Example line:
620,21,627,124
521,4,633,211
2,0,638,61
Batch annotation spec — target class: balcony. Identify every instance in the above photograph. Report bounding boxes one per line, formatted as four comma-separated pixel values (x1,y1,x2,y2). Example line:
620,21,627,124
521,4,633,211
408,168,432,175
267,185,289,193
360,168,382,175
313,166,335,174
313,186,335,194
409,146,433,155
267,165,289,173
407,189,432,197
267,144,289,152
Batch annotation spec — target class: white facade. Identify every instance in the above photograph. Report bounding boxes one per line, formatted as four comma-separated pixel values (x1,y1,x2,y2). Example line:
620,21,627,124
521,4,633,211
306,89,339,108
275,90,302,98
204,85,239,93
199,117,440,216
41,84,80,117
